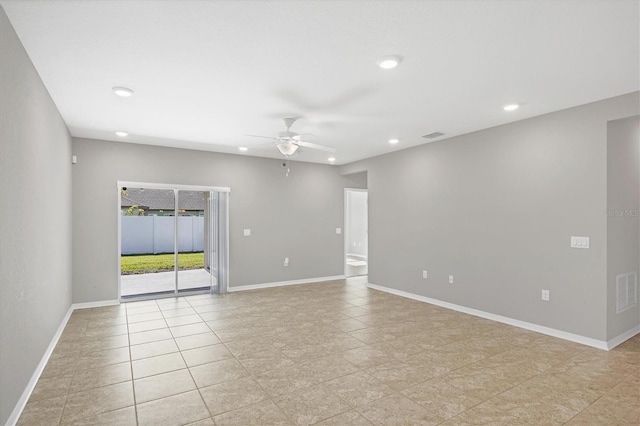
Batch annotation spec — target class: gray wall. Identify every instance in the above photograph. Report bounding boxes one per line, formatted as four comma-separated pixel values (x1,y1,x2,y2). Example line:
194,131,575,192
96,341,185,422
71,138,364,303
340,92,639,341
0,6,72,425
606,116,640,340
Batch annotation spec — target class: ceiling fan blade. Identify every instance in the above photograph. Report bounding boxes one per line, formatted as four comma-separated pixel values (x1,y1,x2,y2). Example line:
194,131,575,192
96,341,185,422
249,141,277,148
296,141,337,152
293,133,317,140
245,134,278,140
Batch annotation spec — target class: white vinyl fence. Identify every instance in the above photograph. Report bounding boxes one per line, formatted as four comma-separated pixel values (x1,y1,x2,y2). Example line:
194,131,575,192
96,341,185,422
121,216,204,255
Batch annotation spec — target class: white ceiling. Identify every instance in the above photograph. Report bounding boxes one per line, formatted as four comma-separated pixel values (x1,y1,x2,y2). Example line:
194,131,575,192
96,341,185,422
2,0,638,165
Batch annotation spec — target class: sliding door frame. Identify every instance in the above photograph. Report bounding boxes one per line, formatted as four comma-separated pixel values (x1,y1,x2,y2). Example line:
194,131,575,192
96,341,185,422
117,181,230,301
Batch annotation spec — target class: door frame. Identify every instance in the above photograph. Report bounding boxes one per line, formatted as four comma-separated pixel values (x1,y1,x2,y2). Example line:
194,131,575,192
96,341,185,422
344,188,368,277
117,181,230,301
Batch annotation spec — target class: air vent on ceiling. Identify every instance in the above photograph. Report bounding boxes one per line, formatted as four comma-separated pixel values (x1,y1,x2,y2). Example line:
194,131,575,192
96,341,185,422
422,132,445,139
616,272,637,314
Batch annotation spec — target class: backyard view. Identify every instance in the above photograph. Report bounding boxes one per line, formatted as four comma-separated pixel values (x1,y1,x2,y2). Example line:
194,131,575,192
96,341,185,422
120,187,212,297
121,252,205,275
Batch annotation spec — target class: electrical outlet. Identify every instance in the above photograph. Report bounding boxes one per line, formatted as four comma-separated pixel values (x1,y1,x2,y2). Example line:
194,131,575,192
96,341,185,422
243,229,251,236
570,236,589,249
541,289,550,301
449,275,454,284
284,257,289,267
422,270,428,279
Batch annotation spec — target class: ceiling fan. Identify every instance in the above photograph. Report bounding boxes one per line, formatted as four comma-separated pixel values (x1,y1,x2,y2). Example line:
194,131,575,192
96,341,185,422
246,118,337,157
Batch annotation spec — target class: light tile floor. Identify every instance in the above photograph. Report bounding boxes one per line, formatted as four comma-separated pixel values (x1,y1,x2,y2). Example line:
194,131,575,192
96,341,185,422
18,277,640,425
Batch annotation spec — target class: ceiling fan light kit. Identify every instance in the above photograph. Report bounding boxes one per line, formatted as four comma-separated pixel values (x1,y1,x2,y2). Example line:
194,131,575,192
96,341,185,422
246,117,336,160
276,141,299,156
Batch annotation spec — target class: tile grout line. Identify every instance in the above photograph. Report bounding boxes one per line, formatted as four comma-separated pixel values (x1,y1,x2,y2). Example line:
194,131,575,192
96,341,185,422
55,316,82,426
439,343,597,424
183,294,217,424
56,309,96,426
188,294,303,424
125,300,142,426
557,355,640,424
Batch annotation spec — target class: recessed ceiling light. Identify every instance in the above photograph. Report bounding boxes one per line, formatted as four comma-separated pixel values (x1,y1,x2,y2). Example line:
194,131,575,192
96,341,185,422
112,86,134,97
377,55,401,70
238,147,248,152
115,131,128,137
328,157,336,162
388,138,400,144
503,103,519,111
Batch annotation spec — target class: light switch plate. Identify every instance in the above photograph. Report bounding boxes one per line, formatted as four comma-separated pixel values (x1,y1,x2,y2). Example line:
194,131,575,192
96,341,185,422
243,229,251,236
570,236,589,249
336,228,342,234
541,289,550,301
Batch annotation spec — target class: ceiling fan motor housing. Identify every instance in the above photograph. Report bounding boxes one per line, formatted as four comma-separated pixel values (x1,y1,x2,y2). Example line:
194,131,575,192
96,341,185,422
278,131,298,139
283,117,297,130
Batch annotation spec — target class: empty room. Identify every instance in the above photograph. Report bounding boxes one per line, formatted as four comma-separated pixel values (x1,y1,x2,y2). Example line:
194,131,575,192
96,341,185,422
1,1,639,425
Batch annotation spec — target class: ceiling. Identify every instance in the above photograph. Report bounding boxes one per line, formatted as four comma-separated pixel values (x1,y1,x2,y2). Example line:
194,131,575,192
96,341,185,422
2,1,638,165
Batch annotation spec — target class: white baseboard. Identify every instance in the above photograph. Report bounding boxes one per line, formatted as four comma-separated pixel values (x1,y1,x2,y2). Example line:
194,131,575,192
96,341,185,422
346,253,367,260
71,299,119,310
367,282,611,351
5,306,73,426
607,324,640,350
229,275,346,292
6,299,120,426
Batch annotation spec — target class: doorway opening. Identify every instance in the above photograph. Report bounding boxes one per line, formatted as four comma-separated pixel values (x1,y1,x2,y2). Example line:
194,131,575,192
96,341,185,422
118,182,229,300
345,188,368,277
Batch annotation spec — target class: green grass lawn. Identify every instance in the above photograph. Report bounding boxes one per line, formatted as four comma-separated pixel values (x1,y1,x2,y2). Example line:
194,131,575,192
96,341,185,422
121,252,204,274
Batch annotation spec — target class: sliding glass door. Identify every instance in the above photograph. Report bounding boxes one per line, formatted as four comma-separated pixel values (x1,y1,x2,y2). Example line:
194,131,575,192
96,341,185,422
120,186,177,297
119,183,229,300
176,190,209,293
210,191,229,294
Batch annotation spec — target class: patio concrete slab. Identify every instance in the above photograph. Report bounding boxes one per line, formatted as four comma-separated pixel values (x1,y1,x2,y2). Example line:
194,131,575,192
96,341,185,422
121,269,212,297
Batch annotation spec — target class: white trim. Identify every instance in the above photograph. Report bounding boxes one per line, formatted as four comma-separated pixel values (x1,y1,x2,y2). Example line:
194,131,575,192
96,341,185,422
228,275,346,292
346,253,367,260
71,300,120,310
174,189,179,295
6,299,119,426
367,282,611,351
606,324,640,350
221,192,230,293
5,306,73,426
117,181,230,193
117,182,122,301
